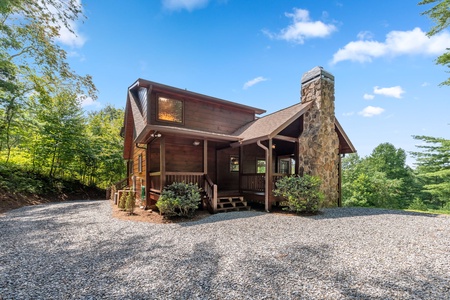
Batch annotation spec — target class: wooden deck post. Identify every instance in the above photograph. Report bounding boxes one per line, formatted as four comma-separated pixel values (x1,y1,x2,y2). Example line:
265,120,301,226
160,136,166,190
213,184,218,213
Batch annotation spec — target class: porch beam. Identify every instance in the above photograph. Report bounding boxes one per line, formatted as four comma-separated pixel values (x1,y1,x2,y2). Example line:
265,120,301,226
273,135,297,143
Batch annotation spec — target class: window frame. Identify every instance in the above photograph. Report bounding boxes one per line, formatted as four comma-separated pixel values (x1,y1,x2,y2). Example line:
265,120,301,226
230,155,239,172
256,158,266,174
156,95,184,125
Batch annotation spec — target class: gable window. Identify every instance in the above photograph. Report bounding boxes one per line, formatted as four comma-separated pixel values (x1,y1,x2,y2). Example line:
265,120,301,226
256,159,266,174
230,155,239,172
157,96,183,123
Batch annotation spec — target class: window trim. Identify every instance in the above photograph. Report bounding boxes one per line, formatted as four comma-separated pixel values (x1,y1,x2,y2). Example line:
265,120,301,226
156,94,185,125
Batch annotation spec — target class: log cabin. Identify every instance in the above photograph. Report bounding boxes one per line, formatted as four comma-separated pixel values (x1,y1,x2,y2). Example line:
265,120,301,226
121,66,356,212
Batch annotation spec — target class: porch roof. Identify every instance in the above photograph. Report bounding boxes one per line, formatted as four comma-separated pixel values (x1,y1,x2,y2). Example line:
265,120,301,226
232,102,313,144
231,101,356,154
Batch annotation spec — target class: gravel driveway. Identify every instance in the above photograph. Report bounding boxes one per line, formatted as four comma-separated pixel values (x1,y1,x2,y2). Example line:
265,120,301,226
1,200,449,299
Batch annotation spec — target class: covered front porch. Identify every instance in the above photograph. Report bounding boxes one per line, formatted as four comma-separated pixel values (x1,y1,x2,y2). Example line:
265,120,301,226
144,132,300,213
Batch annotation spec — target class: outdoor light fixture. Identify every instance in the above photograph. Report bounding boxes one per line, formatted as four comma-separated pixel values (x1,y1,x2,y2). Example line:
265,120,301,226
193,140,200,146
151,132,162,138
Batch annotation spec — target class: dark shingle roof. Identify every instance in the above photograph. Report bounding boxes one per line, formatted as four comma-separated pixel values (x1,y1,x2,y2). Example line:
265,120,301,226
233,102,313,143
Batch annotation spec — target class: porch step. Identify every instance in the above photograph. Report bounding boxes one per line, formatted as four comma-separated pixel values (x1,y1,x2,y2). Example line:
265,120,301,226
216,196,250,212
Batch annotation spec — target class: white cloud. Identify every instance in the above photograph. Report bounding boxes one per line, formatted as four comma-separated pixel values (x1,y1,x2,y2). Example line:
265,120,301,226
263,8,337,44
50,0,86,48
56,23,86,48
342,111,354,116
358,106,385,117
363,93,375,100
162,0,209,11
243,76,268,89
331,27,450,64
373,86,405,98
78,95,101,109
421,82,430,87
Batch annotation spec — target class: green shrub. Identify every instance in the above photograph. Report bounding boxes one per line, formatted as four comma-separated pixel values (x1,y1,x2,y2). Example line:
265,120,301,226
125,191,136,214
156,182,201,218
273,174,323,214
118,191,127,210
408,198,428,211
442,202,450,212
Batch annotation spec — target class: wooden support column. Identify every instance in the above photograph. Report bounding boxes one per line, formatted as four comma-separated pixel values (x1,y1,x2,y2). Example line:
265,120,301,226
239,145,244,194
203,139,208,174
295,141,300,175
268,138,273,209
338,154,342,207
160,136,166,190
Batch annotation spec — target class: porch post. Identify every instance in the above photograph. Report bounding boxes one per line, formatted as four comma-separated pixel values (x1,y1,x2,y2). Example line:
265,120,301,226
160,136,166,190
294,141,300,175
268,139,273,209
239,145,244,194
203,139,208,174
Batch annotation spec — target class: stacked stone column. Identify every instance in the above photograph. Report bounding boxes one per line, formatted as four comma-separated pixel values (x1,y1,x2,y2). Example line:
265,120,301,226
298,67,339,207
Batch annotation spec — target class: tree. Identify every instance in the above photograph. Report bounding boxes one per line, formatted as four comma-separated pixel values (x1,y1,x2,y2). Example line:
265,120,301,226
341,144,418,209
84,105,126,188
411,135,450,208
419,0,450,85
1,0,96,161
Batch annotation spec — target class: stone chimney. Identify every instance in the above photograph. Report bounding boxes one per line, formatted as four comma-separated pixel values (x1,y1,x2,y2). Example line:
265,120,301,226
298,66,339,207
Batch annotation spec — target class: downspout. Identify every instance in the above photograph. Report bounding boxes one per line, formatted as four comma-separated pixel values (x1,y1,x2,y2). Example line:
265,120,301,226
257,140,270,212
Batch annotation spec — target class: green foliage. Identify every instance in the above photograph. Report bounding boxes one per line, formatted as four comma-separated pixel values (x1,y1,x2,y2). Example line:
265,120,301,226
273,174,323,213
0,162,104,196
156,182,202,218
419,0,450,86
125,191,136,214
411,135,450,208
408,198,429,211
342,144,419,209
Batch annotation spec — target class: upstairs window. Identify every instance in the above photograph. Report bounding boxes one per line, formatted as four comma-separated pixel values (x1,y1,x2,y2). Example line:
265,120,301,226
157,96,183,124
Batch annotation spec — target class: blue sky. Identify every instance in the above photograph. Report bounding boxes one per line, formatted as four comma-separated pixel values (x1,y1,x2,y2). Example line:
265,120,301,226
60,0,449,166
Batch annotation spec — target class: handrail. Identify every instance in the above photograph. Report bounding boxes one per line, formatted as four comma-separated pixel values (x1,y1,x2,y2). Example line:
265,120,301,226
204,174,217,213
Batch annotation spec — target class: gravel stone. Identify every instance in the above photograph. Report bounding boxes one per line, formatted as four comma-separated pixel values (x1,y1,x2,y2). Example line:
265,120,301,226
1,200,450,299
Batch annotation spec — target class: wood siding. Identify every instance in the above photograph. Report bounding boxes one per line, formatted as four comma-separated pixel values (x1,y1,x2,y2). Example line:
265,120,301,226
149,92,255,134
128,144,147,201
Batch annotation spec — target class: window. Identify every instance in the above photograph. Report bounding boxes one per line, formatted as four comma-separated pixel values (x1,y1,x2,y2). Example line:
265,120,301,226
256,159,266,174
157,96,183,123
230,155,239,172
138,154,142,173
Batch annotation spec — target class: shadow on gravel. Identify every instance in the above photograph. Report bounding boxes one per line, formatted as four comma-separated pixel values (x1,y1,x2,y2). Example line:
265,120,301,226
313,207,441,220
177,211,267,227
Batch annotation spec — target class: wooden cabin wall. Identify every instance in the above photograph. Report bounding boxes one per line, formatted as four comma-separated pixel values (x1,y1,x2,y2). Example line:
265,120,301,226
207,142,217,182
242,144,266,173
148,140,160,173
165,136,203,172
131,144,146,201
216,147,240,190
149,92,255,134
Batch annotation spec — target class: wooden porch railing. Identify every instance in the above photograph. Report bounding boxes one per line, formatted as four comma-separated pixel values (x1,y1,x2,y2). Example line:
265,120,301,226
166,172,204,187
204,174,217,213
106,177,129,200
241,173,289,192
